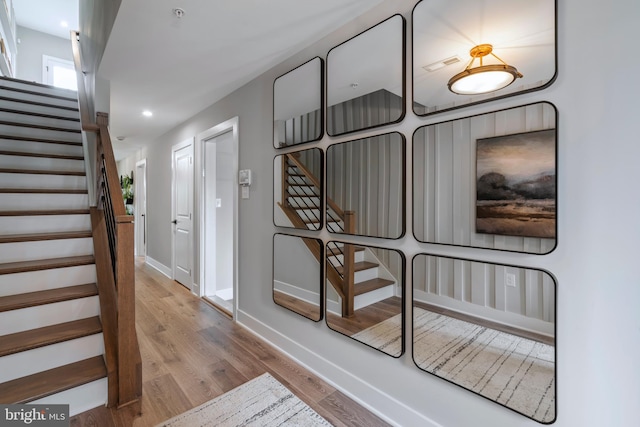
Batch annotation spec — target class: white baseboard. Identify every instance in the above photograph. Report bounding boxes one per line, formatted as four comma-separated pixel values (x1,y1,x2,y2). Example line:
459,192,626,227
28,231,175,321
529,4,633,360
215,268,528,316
236,309,438,427
146,256,172,278
273,280,319,306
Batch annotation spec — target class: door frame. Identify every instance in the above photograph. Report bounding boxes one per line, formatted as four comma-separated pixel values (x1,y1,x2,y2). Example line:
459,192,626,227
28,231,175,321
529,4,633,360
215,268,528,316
171,138,194,290
195,117,239,319
134,158,147,258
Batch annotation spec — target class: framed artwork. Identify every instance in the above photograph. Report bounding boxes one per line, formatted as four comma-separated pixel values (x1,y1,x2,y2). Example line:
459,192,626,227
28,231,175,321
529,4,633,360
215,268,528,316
476,129,556,238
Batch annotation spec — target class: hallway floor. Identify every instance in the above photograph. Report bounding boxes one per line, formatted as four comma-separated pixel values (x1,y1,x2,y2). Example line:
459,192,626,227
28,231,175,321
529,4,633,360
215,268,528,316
70,259,390,427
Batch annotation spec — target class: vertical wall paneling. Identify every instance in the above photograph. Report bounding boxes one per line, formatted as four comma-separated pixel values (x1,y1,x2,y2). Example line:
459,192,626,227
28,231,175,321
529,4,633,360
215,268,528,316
413,254,555,334
413,102,557,254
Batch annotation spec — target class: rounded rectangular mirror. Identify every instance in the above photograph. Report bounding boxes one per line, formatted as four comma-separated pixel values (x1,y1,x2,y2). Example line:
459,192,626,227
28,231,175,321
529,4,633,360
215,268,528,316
274,57,324,148
412,0,556,116
413,102,557,254
327,132,405,239
327,14,405,136
274,148,323,230
413,253,556,423
273,233,323,321
326,242,404,357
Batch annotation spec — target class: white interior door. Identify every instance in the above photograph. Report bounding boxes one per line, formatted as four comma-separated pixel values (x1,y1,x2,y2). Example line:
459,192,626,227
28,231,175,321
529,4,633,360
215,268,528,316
135,159,147,257
172,140,193,289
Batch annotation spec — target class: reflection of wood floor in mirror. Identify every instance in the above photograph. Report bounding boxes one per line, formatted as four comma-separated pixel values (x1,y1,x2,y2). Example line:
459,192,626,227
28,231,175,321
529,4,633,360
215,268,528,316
326,297,402,336
413,301,554,346
273,290,321,320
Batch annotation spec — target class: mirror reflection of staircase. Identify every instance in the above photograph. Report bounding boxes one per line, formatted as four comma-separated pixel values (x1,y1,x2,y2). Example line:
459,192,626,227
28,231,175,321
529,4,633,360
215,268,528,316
277,151,398,318
0,77,107,411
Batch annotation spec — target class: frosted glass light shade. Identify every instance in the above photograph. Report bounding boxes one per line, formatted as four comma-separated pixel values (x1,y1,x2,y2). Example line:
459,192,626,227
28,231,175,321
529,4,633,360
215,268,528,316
448,64,519,95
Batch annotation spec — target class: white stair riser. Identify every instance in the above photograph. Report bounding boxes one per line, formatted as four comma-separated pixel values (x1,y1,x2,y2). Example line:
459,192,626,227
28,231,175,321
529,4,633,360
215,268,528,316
287,186,317,197
0,154,84,173
0,172,86,190
0,80,78,99
0,295,100,335
328,251,365,265
0,264,96,297
0,193,89,211
354,266,379,283
0,88,78,109
0,124,82,143
0,139,83,157
0,333,104,383
287,196,319,208
0,238,94,263
0,111,80,131
0,214,91,234
354,284,395,310
0,99,79,119
31,378,108,417
293,208,320,219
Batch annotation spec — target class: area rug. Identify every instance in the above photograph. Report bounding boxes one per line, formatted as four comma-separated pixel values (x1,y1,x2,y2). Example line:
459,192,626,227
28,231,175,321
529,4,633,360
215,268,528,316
353,307,555,423
156,373,333,427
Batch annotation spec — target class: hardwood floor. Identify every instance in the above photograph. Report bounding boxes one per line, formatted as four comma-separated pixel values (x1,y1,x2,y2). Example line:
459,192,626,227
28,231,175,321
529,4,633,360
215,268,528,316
70,259,391,427
326,297,402,336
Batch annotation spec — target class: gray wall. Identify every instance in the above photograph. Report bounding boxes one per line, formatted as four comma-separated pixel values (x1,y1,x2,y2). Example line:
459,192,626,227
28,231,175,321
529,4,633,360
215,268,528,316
15,26,73,84
118,0,640,425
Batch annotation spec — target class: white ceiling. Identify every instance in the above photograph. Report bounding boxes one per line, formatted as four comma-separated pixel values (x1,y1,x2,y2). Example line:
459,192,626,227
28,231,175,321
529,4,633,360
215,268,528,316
13,0,384,159
13,0,79,40
98,0,385,159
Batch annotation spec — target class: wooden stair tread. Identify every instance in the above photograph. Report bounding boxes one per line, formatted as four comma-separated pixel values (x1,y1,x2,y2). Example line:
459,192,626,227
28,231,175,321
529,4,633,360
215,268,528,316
0,96,79,112
0,168,85,176
0,316,102,357
0,356,107,404
0,149,84,161
0,135,82,146
0,255,95,275
0,283,98,313
0,107,80,122
354,278,395,296
293,205,320,210
0,230,92,244
0,188,87,194
336,261,378,275
0,209,90,216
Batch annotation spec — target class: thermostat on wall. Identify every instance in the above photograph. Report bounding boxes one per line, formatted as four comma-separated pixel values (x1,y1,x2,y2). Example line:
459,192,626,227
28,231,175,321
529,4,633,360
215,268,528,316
239,169,252,186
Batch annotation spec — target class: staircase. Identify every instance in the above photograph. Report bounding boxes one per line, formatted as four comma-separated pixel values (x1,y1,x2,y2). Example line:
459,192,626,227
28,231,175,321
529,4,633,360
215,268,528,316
0,77,107,414
278,153,396,317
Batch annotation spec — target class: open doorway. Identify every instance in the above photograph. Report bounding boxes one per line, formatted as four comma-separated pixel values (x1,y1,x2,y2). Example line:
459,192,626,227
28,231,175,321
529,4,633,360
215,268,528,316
196,118,239,318
42,55,77,91
135,159,147,258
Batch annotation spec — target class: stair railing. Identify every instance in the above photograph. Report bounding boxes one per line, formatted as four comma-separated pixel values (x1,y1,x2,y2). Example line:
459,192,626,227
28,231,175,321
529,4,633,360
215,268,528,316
278,155,357,317
71,31,142,409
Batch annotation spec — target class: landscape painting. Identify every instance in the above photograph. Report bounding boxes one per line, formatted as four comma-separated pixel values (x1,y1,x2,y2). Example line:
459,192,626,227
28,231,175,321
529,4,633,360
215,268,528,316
476,129,556,238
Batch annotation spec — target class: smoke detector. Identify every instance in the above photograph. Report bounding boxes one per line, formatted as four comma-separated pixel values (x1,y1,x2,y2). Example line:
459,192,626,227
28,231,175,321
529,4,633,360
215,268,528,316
173,8,185,18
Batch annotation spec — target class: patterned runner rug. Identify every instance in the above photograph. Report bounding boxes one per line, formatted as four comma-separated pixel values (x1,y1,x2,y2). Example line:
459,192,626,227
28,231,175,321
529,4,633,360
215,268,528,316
156,373,333,427
353,307,555,423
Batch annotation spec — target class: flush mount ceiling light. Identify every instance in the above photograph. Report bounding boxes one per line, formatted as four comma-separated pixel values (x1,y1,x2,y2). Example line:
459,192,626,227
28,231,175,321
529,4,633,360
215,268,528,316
142,110,153,117
448,44,523,95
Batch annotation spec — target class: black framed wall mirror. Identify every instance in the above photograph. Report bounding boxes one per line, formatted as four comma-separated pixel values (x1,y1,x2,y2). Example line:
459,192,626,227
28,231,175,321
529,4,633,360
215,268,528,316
326,132,405,239
412,0,557,115
327,14,405,136
272,233,323,322
326,242,404,357
412,254,556,423
273,57,324,148
274,148,323,230
413,102,557,254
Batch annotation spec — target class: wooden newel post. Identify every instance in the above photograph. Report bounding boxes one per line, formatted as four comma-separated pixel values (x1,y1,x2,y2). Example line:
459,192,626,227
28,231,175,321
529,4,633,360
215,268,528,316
342,211,356,318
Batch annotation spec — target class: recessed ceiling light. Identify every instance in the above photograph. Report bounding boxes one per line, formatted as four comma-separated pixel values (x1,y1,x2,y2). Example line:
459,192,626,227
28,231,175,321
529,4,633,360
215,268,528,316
60,21,68,28
142,110,153,117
